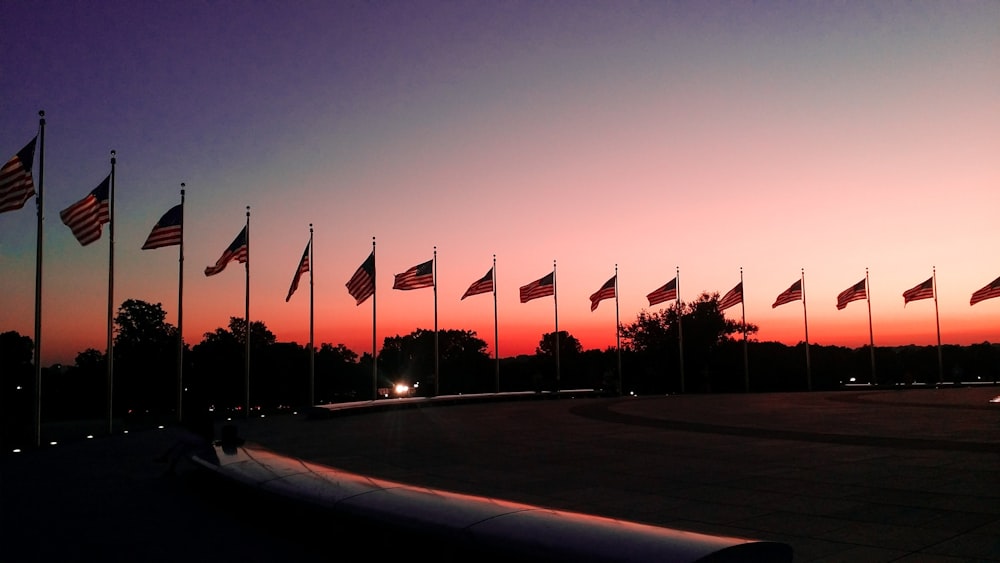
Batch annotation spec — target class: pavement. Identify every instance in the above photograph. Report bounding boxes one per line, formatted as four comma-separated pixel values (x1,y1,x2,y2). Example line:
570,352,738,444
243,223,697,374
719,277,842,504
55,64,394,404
3,386,999,562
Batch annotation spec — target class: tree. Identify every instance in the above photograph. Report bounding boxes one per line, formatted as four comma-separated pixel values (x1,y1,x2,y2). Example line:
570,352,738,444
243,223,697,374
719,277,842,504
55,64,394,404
190,316,276,411
377,329,491,395
1,331,34,449
113,299,179,417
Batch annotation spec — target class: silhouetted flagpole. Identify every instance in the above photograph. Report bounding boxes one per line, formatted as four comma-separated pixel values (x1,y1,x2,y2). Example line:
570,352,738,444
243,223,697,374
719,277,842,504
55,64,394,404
106,150,116,435
802,268,811,391
933,267,942,384
33,110,45,447
177,186,185,422
433,246,439,396
615,264,622,396
677,266,685,394
309,224,314,406
740,267,749,392
493,254,499,393
244,206,250,417
866,267,875,385
371,236,377,400
553,259,560,391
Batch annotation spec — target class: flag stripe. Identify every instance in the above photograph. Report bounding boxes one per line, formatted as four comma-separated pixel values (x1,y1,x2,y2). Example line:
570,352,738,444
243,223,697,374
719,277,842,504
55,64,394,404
902,277,934,305
285,241,310,302
520,272,554,303
718,282,743,311
646,278,677,307
461,267,494,300
141,204,183,249
59,175,111,246
347,251,375,305
772,279,802,308
393,259,434,290
0,137,37,214
836,279,867,310
204,226,248,276
970,275,1000,306
590,275,616,311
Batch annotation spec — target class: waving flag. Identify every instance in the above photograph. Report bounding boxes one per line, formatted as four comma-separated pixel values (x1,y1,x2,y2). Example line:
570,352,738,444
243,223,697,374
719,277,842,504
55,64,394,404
393,259,434,290
902,277,934,305
718,282,743,311
285,241,310,301
141,204,182,249
461,267,494,300
772,280,802,308
520,272,554,303
204,226,247,276
837,279,867,310
347,251,375,305
970,276,1000,306
60,175,111,246
589,275,616,312
0,136,37,213
647,278,677,307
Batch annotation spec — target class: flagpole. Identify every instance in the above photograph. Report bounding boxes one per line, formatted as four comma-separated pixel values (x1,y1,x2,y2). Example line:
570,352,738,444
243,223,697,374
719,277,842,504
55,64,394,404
933,266,942,385
33,110,45,448
433,246,439,396
244,206,250,418
740,267,748,392
371,236,377,400
802,268,811,391
177,186,185,422
866,267,876,385
677,267,685,394
309,224,314,406
553,259,560,392
106,150,116,435
615,264,622,396
493,254,499,393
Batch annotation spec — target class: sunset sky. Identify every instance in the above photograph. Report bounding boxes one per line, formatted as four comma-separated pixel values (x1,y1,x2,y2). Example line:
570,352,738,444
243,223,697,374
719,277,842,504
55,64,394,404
2,1,998,367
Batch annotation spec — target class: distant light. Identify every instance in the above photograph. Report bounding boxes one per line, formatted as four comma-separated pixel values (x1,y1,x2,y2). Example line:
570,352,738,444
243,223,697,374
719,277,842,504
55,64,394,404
395,384,409,395
157,425,164,429
990,395,1000,404
123,430,129,434
15,385,22,390
227,417,232,421
12,448,21,453
849,377,856,382
260,414,266,418
86,435,94,439
292,411,298,415
49,441,57,446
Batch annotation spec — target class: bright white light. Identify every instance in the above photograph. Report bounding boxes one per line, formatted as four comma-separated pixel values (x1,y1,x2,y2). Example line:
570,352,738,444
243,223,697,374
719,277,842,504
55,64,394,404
395,384,409,394
157,425,164,429
260,414,266,418
15,385,22,390
49,441,57,446
86,435,94,439
849,377,856,382
123,430,129,434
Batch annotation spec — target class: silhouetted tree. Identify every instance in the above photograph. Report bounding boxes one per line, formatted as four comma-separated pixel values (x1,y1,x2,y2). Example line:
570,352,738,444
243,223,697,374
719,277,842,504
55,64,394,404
533,331,582,391
1,331,34,449
315,343,364,403
190,316,275,412
114,299,179,418
378,328,491,395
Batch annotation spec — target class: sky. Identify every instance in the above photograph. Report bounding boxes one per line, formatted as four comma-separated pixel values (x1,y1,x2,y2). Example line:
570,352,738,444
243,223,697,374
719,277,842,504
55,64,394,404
2,0,998,367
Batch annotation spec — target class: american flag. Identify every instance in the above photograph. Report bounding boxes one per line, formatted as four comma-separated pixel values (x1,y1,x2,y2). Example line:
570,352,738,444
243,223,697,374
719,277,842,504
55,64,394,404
836,278,866,310
519,272,554,303
646,278,677,306
59,175,111,246
285,240,310,302
772,279,802,308
204,226,248,277
902,277,934,306
718,282,743,312
589,275,616,312
393,259,434,290
141,204,182,249
970,276,1000,306
346,250,375,305
0,137,37,214
461,267,494,300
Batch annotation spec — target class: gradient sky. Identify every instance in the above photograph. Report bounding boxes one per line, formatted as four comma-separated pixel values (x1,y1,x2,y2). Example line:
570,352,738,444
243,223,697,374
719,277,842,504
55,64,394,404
2,1,998,367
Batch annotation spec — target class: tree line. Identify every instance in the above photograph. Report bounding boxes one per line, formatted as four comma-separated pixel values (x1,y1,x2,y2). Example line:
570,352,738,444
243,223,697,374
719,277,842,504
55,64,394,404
3,293,998,447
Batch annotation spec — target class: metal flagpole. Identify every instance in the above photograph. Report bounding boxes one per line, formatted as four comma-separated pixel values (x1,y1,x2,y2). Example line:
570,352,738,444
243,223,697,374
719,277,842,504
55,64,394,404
866,267,876,385
371,236,377,400
107,150,116,435
33,110,45,448
244,206,250,417
493,254,499,393
615,264,622,396
553,259,559,391
740,267,748,392
177,186,185,422
433,246,439,396
309,224,314,406
677,267,685,394
933,266,943,385
802,268,811,391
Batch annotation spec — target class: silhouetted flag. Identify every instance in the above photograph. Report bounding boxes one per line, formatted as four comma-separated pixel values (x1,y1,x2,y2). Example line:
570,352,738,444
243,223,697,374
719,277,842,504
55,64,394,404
520,272,554,303
0,136,37,214
836,279,867,310
347,251,375,305
718,282,743,311
141,204,182,249
970,276,1000,306
902,277,934,306
772,280,802,308
461,267,493,300
590,275,616,312
59,175,111,246
646,278,677,306
285,241,310,302
204,226,247,276
393,259,434,290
